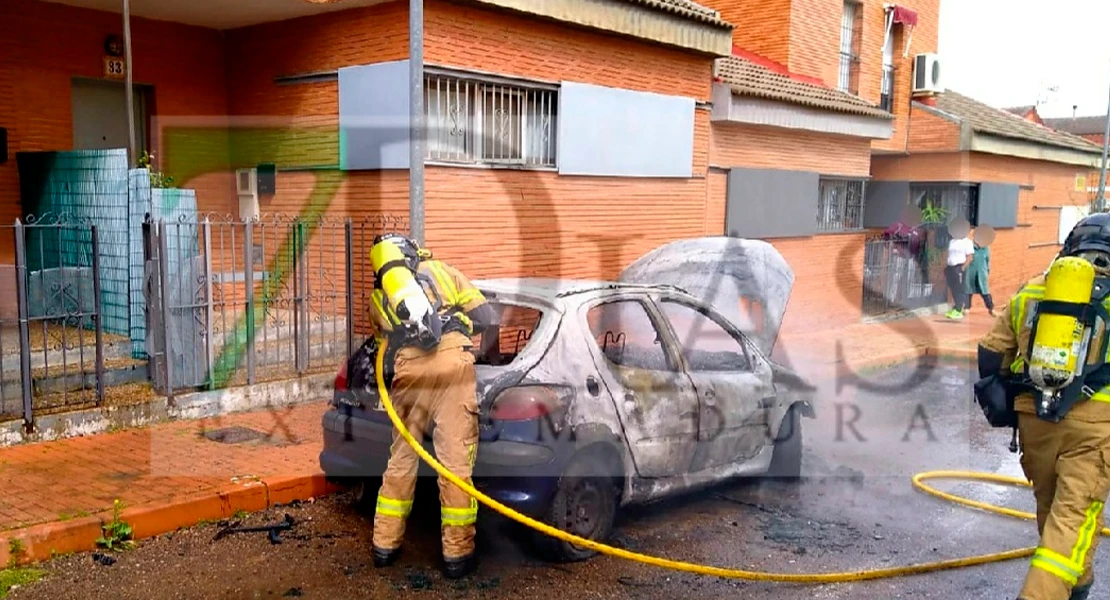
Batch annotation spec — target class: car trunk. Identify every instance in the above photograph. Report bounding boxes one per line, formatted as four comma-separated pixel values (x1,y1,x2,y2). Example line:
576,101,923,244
347,299,557,435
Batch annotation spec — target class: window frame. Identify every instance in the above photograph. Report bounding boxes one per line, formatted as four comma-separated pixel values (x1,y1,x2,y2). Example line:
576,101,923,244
817,176,868,233
653,297,754,373
911,182,982,227
584,297,679,373
423,68,559,169
838,0,863,95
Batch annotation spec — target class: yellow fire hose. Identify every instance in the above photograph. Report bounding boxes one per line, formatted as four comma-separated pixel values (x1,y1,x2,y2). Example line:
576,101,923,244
374,347,1110,583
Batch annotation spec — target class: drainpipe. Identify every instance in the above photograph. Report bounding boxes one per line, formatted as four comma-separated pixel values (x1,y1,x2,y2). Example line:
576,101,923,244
408,0,425,244
122,0,137,167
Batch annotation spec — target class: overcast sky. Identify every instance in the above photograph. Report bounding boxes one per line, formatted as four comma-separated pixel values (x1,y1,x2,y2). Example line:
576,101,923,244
938,0,1108,118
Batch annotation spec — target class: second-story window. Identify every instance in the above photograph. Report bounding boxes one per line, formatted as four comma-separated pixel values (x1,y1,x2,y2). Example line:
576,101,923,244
838,0,862,95
424,71,559,168
880,10,896,112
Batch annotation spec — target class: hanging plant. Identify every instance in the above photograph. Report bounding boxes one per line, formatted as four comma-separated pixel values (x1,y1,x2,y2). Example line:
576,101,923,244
137,151,175,189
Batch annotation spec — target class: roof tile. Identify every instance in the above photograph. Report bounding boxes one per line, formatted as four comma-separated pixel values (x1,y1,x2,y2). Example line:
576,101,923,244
1043,115,1107,137
930,91,1102,154
715,56,892,119
619,0,731,28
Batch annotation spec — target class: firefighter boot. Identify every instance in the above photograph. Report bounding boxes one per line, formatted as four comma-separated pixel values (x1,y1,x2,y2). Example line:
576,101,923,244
1070,582,1092,600
372,546,401,568
443,553,478,580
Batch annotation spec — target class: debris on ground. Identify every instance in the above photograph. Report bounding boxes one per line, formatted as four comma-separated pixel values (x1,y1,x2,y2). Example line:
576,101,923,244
90,553,115,567
213,514,295,544
282,588,303,598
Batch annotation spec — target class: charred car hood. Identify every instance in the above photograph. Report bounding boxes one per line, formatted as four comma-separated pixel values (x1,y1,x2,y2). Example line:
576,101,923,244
618,237,794,357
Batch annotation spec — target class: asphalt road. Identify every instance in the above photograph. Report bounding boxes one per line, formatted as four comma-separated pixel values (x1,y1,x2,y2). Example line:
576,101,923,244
10,360,1103,600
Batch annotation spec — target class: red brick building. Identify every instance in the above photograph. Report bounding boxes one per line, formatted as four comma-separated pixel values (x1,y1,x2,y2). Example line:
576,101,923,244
871,92,1103,300
0,0,1100,336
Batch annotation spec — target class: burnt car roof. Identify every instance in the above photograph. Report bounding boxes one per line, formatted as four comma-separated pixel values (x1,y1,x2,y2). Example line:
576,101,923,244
475,278,690,299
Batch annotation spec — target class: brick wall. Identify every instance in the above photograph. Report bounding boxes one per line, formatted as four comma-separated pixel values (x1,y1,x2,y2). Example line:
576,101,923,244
709,0,792,65
708,122,873,333
904,105,962,152
217,0,717,332
867,0,941,154
0,0,231,232
699,0,940,154
872,152,1091,302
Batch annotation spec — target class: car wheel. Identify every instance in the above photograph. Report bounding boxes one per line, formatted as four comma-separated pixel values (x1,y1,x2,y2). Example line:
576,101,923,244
767,405,803,480
532,455,619,563
353,476,382,513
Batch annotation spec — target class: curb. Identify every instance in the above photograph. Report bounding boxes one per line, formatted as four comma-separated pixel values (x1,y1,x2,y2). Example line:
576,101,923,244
851,345,976,374
0,473,342,566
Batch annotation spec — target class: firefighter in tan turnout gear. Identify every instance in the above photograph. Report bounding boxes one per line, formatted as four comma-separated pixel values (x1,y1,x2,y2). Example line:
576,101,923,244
977,213,1110,600
366,233,494,580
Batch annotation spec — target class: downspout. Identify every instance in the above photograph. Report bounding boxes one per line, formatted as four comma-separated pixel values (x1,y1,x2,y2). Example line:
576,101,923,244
122,0,137,167
409,0,426,244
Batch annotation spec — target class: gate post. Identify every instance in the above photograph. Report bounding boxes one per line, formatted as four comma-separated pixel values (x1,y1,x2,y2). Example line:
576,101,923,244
345,219,354,360
203,218,214,389
244,219,256,385
91,225,105,404
13,220,33,432
158,220,174,403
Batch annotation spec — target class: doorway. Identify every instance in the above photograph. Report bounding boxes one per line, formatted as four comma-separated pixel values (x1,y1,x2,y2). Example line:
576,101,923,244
71,78,151,158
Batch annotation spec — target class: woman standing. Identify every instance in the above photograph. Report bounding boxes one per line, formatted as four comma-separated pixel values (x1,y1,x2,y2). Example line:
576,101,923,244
965,225,995,316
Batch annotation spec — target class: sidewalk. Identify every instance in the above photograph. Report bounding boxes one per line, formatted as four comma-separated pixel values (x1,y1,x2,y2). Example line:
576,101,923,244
0,309,994,566
776,309,992,376
0,402,336,564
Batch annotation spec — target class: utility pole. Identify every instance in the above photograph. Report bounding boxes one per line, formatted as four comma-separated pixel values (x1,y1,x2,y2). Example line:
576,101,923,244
1097,81,1110,212
122,0,137,167
408,0,425,244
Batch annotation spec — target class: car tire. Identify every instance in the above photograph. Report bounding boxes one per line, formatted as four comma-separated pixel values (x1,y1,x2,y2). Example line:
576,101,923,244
531,454,619,563
353,476,382,513
767,405,803,480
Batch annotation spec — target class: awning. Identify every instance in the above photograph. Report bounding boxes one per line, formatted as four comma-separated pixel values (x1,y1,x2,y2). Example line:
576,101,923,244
883,4,918,58
892,5,918,26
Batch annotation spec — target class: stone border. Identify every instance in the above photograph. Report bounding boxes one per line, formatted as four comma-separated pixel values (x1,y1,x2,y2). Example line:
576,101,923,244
0,473,342,566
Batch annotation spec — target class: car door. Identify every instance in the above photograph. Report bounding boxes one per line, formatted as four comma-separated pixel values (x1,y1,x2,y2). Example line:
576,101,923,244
580,295,700,478
653,295,775,472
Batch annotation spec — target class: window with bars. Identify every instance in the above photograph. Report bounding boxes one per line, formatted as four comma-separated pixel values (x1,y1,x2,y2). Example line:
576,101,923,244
880,65,894,112
424,72,558,168
817,177,866,232
911,183,981,226
838,0,862,94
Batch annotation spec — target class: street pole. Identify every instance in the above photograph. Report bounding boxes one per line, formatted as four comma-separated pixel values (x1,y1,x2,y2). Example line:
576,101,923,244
122,0,137,168
408,0,425,245
1096,69,1110,212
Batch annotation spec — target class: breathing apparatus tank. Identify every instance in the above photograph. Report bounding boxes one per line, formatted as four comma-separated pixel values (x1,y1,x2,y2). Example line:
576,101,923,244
1028,255,1097,407
369,235,443,350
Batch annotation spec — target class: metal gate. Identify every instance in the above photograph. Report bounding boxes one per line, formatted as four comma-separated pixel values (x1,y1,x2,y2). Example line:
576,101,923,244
143,213,406,396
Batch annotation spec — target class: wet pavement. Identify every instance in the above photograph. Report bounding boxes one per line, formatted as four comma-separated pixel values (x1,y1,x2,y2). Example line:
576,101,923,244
9,360,1104,599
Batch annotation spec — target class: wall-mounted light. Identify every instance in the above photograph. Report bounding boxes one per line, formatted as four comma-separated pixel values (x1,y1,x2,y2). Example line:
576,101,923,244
104,34,124,57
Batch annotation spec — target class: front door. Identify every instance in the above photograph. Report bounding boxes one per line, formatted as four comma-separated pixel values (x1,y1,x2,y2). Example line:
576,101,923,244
71,78,148,154
581,297,699,478
653,296,774,471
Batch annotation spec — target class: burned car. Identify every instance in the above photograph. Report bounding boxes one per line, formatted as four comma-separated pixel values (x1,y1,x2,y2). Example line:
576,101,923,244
320,239,818,562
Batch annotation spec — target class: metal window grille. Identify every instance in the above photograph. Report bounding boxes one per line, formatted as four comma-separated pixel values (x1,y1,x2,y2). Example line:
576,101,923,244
838,1,859,92
880,65,894,112
424,73,558,167
818,177,866,232
911,183,980,226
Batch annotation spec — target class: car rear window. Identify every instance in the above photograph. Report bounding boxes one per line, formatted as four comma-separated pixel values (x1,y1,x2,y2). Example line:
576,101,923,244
471,301,546,366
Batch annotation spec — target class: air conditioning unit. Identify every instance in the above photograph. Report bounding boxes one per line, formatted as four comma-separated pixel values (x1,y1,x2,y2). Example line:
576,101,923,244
912,53,943,96
236,167,259,221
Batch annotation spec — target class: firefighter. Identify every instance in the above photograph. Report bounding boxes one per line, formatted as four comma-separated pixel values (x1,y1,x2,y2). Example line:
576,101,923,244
977,213,1110,600
366,233,495,580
